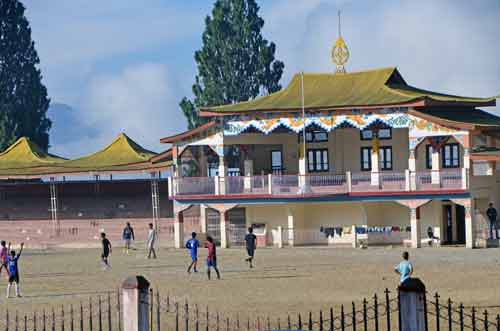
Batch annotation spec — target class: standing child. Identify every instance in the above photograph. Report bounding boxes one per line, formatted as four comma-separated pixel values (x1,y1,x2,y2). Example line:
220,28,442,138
6,243,24,298
0,241,10,276
122,222,135,254
101,233,112,269
244,227,257,268
204,236,220,280
146,223,157,259
394,251,413,284
186,232,199,273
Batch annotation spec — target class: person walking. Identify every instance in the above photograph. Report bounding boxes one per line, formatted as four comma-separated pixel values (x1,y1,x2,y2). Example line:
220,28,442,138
204,236,220,280
6,243,24,298
486,203,498,240
146,223,157,259
122,222,135,254
0,241,10,277
186,232,200,273
101,233,112,269
394,251,413,285
244,227,257,268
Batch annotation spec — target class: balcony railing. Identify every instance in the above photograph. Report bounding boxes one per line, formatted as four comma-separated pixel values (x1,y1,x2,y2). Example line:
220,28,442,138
169,169,468,199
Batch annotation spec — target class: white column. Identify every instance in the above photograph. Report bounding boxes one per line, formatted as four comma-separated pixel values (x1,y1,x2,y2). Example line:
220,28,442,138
352,225,358,248
122,276,150,331
298,157,307,189
267,174,273,194
173,211,184,249
276,226,283,248
346,171,352,192
409,150,417,191
371,150,380,186
218,155,226,195
220,211,228,249
287,209,295,247
243,159,253,191
431,148,441,185
405,169,411,191
465,201,474,249
200,205,207,234
410,207,421,248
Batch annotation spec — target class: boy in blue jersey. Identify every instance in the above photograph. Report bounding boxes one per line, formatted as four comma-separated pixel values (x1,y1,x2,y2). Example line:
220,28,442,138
6,242,24,298
394,251,413,284
186,232,199,273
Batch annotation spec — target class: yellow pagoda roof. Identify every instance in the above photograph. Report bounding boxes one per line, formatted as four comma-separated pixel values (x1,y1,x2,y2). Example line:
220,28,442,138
200,67,496,115
0,137,65,170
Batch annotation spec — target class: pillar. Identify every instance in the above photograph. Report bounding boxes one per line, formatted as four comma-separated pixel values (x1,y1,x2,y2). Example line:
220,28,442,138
174,211,184,249
298,156,307,190
408,150,417,191
410,207,421,248
371,149,380,186
243,159,253,191
465,200,474,249
122,276,150,331
200,205,207,234
431,148,440,185
218,155,226,195
287,208,295,247
220,211,228,248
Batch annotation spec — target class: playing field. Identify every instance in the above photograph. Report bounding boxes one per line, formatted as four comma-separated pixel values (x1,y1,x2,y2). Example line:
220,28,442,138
1,245,500,319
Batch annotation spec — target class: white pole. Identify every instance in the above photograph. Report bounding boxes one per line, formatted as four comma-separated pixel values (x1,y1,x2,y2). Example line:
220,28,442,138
301,72,306,163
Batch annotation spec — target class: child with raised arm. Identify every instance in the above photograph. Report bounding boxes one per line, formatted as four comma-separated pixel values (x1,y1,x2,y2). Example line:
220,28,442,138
186,232,199,273
6,243,24,298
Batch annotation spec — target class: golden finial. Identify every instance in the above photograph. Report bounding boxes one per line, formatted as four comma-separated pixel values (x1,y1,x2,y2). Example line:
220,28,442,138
331,10,350,73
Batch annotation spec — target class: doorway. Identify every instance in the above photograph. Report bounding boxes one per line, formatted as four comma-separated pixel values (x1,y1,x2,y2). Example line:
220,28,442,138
442,204,466,245
228,208,246,246
206,208,221,245
455,205,466,244
443,205,453,244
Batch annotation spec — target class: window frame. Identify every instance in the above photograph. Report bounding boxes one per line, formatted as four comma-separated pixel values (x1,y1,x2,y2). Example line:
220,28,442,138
378,146,393,171
425,144,433,170
360,128,392,141
270,150,283,173
298,130,329,143
307,148,329,172
441,143,460,168
360,147,372,171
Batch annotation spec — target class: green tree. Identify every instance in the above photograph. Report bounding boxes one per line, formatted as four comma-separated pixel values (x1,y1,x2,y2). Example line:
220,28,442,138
180,0,284,129
0,0,51,151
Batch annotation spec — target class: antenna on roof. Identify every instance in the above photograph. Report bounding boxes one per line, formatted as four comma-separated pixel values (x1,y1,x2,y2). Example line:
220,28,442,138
331,10,350,73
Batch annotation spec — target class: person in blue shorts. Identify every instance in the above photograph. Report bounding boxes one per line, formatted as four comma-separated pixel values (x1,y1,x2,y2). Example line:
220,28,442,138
394,251,413,284
205,236,220,280
186,232,199,273
6,242,24,298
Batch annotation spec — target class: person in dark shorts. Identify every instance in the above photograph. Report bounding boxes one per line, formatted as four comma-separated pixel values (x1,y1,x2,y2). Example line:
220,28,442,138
204,236,220,280
6,242,23,298
0,241,10,276
101,233,112,269
244,227,257,268
186,232,199,273
122,222,135,254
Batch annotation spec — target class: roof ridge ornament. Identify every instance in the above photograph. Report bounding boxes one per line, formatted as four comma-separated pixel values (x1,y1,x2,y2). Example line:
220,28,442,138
331,10,350,74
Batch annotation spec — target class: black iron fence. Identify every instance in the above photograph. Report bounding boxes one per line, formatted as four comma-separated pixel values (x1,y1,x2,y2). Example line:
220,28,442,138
1,288,499,331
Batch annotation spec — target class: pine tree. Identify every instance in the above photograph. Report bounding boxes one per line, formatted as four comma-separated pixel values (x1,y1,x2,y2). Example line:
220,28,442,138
180,0,284,129
0,0,51,151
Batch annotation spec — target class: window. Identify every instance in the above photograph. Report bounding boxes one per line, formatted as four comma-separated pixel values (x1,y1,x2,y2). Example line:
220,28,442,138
271,150,283,174
425,145,433,169
299,130,328,143
360,128,392,140
307,148,329,172
379,146,393,170
360,147,372,171
442,143,460,168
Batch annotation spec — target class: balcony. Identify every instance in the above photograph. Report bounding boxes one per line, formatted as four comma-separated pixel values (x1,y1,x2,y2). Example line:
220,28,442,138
169,169,467,200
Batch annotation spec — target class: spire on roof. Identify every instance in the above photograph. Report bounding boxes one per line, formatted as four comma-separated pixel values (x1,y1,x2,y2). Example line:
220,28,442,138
331,10,350,74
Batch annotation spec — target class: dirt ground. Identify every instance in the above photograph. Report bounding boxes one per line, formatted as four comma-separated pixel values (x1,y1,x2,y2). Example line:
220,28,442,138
1,244,500,321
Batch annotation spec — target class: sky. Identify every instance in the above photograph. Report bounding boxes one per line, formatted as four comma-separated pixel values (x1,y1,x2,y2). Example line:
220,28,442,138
22,0,500,157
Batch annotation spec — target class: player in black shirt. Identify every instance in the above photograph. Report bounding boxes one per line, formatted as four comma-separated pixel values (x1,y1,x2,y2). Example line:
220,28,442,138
244,227,257,268
101,232,112,269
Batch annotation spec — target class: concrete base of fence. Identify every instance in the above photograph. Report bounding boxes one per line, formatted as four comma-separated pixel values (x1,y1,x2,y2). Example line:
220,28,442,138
399,278,426,331
122,276,150,331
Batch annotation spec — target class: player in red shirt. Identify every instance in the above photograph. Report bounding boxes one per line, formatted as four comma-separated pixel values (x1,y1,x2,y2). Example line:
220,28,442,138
204,236,220,280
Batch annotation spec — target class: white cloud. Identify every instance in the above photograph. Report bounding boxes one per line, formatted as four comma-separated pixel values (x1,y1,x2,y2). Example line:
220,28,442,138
61,63,186,155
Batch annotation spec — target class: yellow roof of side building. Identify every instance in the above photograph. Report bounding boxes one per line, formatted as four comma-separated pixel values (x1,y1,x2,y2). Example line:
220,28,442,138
200,67,497,115
0,137,66,170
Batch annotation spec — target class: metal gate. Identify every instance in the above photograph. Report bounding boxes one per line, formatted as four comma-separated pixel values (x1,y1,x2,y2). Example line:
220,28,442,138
206,208,221,245
228,208,246,246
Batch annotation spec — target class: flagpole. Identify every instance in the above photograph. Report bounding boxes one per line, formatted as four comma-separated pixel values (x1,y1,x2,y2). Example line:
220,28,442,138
301,72,306,168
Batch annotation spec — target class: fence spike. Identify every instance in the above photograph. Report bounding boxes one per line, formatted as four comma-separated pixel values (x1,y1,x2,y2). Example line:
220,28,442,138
149,289,153,331
185,299,189,331
61,306,65,331
459,303,464,331
298,313,302,330
175,303,179,331
23,314,27,331
385,289,391,331
195,304,199,331
15,311,18,331
205,306,209,331
98,295,102,331
363,298,368,331
447,298,452,331
80,303,84,331
236,312,240,331
341,305,345,331
434,293,440,331
247,317,250,331
320,310,324,331
496,314,500,331
5,309,9,331
70,305,74,331
33,311,37,331
227,317,230,331
484,310,489,331
216,311,219,331
330,307,334,331
373,294,379,331
277,317,281,331
107,293,112,331
156,291,160,331
117,289,122,331
89,298,93,331
51,309,55,331
288,314,291,330
352,302,356,331
308,312,312,331
472,306,476,331
43,309,46,331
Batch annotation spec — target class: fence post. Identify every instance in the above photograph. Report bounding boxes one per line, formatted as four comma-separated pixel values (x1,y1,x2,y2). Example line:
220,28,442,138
320,310,323,331
43,309,46,331
185,300,189,331
363,298,368,331
459,304,464,331
341,305,345,331
117,289,122,331
99,296,103,331
108,293,112,331
205,307,209,331
62,306,65,331
23,314,27,331
121,276,150,331
156,291,160,331
34,311,37,331
70,305,74,331
374,294,379,331
472,307,476,331
90,299,93,331
484,311,489,331
330,308,334,331
352,302,356,331
51,309,55,331
6,309,9,331
80,303,83,331
447,299,452,331
385,289,391,331
435,293,440,331
496,314,499,331
398,278,426,331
